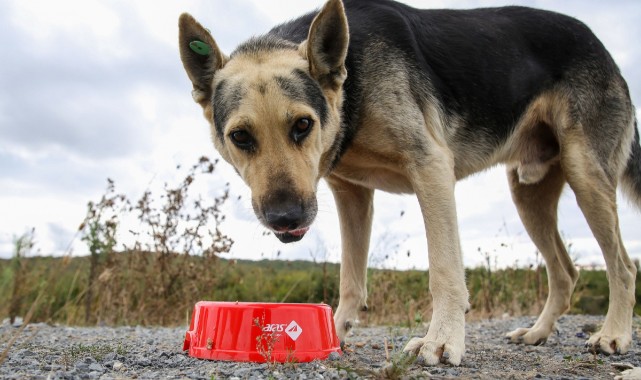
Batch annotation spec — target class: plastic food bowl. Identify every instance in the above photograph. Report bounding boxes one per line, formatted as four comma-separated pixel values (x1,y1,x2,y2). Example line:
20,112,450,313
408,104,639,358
183,301,341,362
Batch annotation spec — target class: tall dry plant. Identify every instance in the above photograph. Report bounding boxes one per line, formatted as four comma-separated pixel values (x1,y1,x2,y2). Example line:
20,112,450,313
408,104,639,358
8,229,35,324
76,156,233,325
80,179,124,323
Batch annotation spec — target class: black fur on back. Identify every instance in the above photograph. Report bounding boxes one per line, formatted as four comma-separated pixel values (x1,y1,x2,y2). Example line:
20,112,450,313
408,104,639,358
254,0,621,166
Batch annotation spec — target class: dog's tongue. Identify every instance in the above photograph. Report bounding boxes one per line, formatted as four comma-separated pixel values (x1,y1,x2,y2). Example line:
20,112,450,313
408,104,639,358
288,227,309,237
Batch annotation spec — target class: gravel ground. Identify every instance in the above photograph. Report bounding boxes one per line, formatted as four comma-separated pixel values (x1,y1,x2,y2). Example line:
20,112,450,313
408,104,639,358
1,315,640,379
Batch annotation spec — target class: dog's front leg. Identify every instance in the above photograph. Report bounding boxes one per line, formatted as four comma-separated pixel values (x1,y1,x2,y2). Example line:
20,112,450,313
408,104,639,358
403,148,469,366
327,175,374,341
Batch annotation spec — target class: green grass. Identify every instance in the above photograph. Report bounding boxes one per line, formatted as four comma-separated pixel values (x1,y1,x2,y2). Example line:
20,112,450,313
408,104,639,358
60,342,128,368
0,252,634,327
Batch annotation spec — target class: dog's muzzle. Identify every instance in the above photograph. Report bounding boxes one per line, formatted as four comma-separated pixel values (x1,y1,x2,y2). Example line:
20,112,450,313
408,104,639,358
256,190,317,243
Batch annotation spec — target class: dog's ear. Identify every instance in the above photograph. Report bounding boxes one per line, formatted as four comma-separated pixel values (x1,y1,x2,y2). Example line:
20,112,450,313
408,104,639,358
178,13,227,104
306,0,349,89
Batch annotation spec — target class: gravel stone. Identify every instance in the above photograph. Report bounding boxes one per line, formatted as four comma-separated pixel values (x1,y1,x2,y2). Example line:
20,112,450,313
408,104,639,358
16,348,36,357
88,362,103,371
1,315,640,379
447,368,460,376
233,367,251,377
75,357,96,369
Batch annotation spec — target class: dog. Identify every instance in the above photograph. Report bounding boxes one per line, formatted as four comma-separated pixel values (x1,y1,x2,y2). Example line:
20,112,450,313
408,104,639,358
178,0,641,365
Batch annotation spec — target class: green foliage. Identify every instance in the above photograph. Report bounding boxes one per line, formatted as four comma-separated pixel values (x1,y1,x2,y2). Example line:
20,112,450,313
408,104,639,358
198,259,341,304
0,252,630,327
573,269,636,315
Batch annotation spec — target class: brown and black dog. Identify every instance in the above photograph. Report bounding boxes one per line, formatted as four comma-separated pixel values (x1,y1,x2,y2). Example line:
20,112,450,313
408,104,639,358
179,0,641,365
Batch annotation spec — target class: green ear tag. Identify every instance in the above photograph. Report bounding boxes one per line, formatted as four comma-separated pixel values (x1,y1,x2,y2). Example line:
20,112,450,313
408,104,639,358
189,40,211,56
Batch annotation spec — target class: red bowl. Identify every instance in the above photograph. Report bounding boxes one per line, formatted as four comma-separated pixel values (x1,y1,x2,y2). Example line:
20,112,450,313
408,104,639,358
183,301,341,362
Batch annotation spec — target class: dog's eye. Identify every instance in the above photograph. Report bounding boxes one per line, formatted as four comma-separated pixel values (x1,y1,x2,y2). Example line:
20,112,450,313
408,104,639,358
291,118,313,144
230,130,254,150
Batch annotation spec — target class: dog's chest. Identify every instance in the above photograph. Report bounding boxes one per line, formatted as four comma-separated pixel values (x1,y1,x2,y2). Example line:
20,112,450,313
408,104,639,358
330,148,414,194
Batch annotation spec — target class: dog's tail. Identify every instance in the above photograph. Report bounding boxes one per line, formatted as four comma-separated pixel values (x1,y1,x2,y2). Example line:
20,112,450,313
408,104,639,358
621,119,641,209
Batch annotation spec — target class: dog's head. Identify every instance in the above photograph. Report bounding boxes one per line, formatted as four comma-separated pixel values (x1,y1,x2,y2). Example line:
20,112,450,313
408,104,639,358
178,0,348,243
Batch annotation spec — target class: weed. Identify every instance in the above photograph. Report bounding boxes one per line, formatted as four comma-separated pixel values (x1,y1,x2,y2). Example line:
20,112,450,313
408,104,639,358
9,229,34,324
381,352,416,380
0,291,42,366
60,342,128,369
30,156,234,325
80,178,123,323
378,327,419,380
253,314,281,366
562,353,604,370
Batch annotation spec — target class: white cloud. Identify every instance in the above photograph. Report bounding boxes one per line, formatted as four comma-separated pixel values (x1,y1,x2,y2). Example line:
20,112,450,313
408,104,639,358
247,1,323,24
7,0,130,61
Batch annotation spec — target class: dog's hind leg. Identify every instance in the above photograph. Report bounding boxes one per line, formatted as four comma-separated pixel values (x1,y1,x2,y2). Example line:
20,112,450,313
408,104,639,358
505,164,579,345
563,136,637,354
327,176,374,341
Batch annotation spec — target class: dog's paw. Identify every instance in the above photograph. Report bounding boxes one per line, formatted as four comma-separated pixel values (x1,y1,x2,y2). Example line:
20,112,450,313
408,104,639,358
333,304,360,341
505,326,550,346
403,336,464,366
586,331,632,355
402,315,465,366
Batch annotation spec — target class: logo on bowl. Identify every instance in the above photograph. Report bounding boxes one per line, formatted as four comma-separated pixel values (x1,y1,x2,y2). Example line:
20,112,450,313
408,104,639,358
285,320,303,341
262,324,286,332
261,320,303,341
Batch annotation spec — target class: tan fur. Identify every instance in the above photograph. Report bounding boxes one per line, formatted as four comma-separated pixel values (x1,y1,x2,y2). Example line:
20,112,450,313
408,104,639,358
330,40,428,194
507,92,566,183
562,130,636,354
207,50,344,210
506,164,579,344
401,134,469,365
327,176,374,331
499,88,637,352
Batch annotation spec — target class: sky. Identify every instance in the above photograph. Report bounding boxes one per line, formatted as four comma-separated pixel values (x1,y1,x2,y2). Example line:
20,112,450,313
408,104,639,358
0,0,639,270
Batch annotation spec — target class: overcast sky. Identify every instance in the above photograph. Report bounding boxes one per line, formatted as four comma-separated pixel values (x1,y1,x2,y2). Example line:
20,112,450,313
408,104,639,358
0,0,639,270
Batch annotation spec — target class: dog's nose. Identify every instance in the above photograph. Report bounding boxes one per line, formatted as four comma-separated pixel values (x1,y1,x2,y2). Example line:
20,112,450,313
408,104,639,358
264,200,304,231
